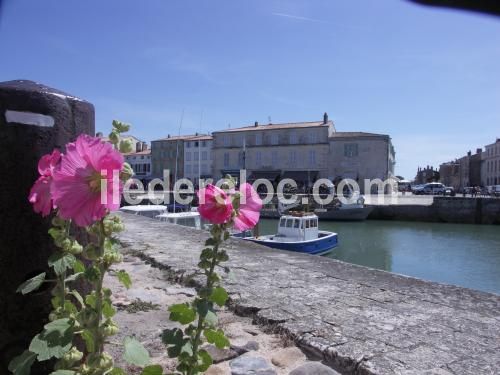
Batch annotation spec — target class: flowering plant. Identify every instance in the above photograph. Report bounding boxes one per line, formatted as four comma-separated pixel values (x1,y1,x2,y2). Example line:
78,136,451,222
9,121,158,375
162,180,262,375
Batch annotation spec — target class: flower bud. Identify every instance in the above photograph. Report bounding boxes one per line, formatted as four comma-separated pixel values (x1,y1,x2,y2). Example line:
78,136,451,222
68,241,83,255
120,162,134,181
108,131,119,145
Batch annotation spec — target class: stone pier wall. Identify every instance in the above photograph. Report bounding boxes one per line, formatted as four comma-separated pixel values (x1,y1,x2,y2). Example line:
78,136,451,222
117,213,500,375
369,197,500,224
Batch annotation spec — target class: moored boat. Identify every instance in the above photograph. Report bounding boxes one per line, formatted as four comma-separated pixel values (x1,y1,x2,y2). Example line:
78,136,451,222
243,212,338,255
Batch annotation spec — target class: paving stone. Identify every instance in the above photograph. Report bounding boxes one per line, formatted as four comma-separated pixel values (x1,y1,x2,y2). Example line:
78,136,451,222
204,344,239,363
271,347,306,368
229,355,277,375
289,362,340,375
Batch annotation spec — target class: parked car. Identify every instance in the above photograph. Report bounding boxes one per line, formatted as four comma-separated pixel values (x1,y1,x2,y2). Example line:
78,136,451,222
421,182,446,195
412,184,425,195
444,186,455,196
487,185,500,197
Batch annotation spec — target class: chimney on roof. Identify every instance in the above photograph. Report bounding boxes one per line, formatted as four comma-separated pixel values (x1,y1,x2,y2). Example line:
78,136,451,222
96,132,103,138
476,148,482,154
167,134,170,138
195,132,198,136
467,150,471,156
254,121,258,127
323,112,328,124
136,142,142,153
142,142,148,151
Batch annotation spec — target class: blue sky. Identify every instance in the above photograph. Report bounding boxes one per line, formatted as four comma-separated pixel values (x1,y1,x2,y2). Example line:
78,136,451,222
1,0,499,179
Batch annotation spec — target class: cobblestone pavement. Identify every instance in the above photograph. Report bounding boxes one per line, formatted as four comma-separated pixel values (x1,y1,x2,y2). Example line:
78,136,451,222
117,213,500,375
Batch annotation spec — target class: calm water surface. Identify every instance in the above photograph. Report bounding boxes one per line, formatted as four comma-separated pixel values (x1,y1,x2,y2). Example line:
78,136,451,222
257,219,500,295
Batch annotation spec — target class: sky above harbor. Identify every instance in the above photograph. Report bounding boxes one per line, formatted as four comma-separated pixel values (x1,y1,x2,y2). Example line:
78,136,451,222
0,0,499,179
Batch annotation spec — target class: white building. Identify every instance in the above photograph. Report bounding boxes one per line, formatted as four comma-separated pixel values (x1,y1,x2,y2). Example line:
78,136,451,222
183,135,213,186
482,138,500,186
125,148,152,181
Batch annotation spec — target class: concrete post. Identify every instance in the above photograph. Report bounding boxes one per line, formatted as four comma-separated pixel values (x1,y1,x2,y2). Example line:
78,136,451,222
0,80,95,372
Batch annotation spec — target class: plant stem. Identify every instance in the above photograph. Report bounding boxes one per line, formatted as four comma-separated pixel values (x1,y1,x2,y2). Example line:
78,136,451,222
187,229,222,375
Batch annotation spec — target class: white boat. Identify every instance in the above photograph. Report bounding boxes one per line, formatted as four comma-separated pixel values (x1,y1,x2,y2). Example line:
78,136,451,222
120,205,167,218
243,212,338,255
156,211,201,230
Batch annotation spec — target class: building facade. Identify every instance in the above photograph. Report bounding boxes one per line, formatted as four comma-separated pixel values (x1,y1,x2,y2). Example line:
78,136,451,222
125,148,152,181
183,135,214,186
482,139,500,186
414,166,440,185
439,161,460,190
212,115,334,188
328,132,395,190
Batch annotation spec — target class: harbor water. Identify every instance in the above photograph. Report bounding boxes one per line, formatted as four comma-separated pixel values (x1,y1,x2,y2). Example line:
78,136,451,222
257,219,500,295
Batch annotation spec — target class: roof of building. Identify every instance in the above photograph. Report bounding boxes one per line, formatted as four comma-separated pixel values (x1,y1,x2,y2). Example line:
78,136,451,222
212,120,332,134
329,131,389,139
125,149,151,156
152,134,211,142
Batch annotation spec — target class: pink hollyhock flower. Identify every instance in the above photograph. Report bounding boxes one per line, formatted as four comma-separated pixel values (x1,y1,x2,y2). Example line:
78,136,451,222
51,134,124,227
28,149,61,216
197,184,233,224
233,183,262,231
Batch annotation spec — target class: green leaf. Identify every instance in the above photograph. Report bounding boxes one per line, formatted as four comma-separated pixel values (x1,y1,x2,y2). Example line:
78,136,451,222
197,349,213,372
161,328,186,358
64,272,83,282
50,371,76,375
141,365,163,375
223,231,230,241
180,341,193,356
204,310,218,327
84,265,101,283
209,287,228,307
44,318,72,335
168,303,196,325
117,270,132,289
204,329,230,349
85,294,97,308
8,350,37,375
73,259,85,273
205,238,217,246
16,272,46,294
123,337,150,367
48,253,76,276
29,332,72,361
81,329,95,352
69,290,85,308
103,300,116,318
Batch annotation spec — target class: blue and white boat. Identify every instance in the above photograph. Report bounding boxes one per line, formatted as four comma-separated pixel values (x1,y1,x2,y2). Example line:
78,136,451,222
244,212,338,255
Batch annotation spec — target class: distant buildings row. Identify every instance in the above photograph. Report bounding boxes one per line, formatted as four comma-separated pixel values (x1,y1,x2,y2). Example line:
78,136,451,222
118,113,396,192
415,138,500,189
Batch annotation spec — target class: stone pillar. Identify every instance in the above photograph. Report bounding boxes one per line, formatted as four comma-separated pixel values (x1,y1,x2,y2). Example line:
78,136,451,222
0,80,95,373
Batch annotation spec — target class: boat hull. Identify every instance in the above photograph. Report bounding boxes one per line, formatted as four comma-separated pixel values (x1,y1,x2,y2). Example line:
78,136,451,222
244,231,338,255
316,206,374,221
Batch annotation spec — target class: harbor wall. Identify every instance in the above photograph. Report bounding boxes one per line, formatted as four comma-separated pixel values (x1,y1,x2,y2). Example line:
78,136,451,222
117,213,500,375
369,197,500,224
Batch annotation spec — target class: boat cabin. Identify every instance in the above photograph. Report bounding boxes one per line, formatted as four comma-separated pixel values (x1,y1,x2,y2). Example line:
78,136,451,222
156,211,201,230
278,213,319,241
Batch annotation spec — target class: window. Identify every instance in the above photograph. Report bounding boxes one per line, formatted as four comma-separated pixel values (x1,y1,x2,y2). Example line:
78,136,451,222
289,131,298,144
185,152,191,161
294,219,299,228
187,142,191,148
256,151,262,167
195,141,199,147
223,136,229,147
202,151,207,160
271,133,279,145
309,132,317,144
344,143,358,157
280,218,286,227
194,151,199,160
255,133,262,146
286,219,293,228
202,141,206,147
272,151,278,166
186,165,192,174
224,152,230,167
309,150,316,166
289,151,297,164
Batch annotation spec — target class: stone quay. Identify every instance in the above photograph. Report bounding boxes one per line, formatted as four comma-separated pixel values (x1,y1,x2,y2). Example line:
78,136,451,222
117,212,500,375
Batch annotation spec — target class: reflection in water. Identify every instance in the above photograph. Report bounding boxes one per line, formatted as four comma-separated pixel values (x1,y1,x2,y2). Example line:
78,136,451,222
257,219,500,295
